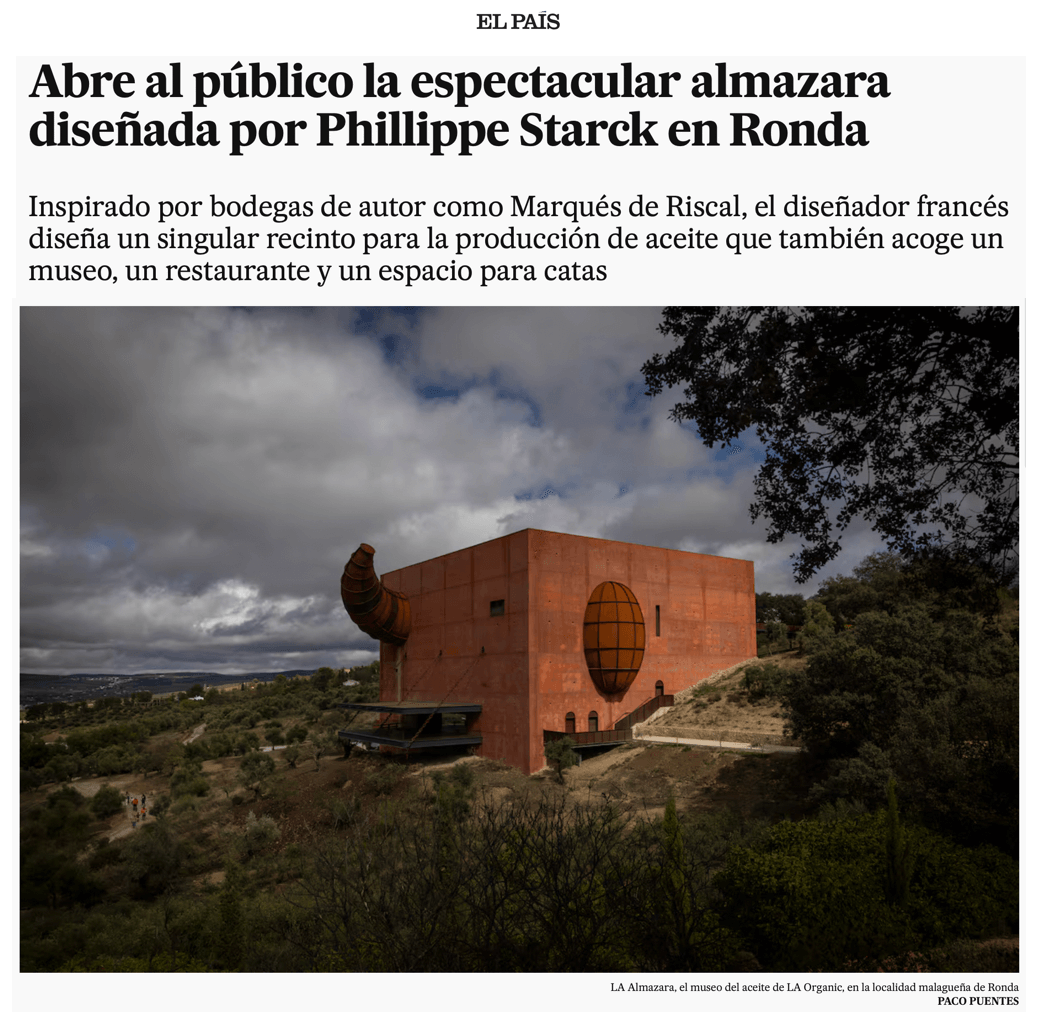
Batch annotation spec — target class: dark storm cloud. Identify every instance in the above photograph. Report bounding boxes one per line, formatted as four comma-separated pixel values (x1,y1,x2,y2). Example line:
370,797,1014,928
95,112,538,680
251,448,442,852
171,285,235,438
21,307,884,674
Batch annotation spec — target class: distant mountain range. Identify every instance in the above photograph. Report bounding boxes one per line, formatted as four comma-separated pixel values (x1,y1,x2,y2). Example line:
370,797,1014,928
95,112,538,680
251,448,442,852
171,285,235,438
20,670,316,708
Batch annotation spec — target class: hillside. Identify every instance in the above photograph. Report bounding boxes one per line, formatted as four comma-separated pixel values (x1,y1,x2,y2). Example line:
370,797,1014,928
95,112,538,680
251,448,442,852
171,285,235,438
20,648,1017,974
26,651,812,846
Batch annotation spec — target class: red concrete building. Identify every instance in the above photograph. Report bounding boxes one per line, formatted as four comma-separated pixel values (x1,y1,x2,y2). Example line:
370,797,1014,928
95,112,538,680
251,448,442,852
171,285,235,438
340,528,755,774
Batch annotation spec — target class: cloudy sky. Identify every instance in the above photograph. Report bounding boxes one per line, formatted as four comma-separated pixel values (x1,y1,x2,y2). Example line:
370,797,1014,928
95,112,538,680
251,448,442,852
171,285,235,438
20,307,888,676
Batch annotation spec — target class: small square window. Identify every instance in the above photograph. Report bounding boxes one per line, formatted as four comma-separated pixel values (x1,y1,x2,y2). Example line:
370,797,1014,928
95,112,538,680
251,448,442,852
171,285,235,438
490,599,505,617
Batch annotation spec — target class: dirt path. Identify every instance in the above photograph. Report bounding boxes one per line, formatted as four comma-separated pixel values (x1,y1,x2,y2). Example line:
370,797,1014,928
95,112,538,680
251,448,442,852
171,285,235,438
107,806,153,841
636,732,800,754
59,773,162,842
556,742,645,788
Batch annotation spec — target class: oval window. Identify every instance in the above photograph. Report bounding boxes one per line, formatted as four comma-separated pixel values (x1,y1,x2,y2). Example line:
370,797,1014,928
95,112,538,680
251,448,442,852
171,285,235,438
582,581,645,694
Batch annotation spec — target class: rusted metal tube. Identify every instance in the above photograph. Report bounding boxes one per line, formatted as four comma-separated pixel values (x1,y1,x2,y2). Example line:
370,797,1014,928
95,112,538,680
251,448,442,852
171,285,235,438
341,543,411,645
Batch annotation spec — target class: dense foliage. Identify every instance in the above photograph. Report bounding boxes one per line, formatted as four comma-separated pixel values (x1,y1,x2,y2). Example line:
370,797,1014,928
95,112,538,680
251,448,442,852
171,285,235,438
754,591,806,625
644,307,1018,583
783,555,1018,851
21,759,1016,973
718,806,1017,972
20,623,1016,973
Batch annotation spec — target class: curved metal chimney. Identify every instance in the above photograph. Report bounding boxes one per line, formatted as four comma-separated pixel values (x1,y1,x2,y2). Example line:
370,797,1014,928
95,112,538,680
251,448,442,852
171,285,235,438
340,543,411,646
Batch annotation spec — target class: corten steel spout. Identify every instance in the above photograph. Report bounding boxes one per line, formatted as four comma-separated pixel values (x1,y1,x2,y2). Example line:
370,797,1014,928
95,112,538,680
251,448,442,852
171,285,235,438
341,543,412,645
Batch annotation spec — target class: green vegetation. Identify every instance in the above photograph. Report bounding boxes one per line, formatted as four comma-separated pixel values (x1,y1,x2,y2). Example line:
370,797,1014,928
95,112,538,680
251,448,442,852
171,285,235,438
784,554,1018,852
755,591,805,626
296,791,750,972
543,735,578,783
20,580,1017,974
238,752,276,797
717,806,1016,971
645,307,1018,584
89,785,125,819
741,662,796,703
797,600,835,653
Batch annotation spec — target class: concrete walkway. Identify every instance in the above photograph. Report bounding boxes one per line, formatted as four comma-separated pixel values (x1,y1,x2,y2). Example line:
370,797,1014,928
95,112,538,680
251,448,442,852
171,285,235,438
636,733,802,755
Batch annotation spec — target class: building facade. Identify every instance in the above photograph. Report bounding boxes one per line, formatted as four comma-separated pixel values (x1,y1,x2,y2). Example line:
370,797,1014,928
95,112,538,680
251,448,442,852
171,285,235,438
345,528,756,774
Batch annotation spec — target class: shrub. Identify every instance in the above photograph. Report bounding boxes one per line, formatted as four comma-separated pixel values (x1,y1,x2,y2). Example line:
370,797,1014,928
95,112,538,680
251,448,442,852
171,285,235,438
238,751,276,796
88,744,139,777
43,753,81,784
240,812,281,855
544,736,577,783
365,762,406,796
150,793,171,818
170,795,202,817
204,731,235,758
169,768,210,800
88,838,124,870
430,764,476,822
90,784,125,819
742,663,796,702
717,810,1018,971
46,784,88,810
447,763,475,791
230,731,260,755
785,603,1018,848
